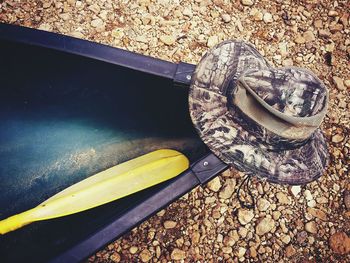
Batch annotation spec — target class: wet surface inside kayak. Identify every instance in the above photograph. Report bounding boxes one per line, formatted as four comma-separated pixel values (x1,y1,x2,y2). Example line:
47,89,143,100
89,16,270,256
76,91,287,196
0,40,206,262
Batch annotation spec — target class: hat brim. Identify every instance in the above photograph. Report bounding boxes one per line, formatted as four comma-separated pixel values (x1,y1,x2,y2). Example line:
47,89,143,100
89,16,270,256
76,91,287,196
189,41,329,184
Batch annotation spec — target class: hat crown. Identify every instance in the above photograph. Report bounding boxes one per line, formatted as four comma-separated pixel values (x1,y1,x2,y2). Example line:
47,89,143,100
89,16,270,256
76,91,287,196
240,67,328,120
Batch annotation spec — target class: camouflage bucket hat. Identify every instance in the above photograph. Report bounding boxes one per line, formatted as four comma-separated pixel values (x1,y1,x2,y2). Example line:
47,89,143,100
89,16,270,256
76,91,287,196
189,40,329,185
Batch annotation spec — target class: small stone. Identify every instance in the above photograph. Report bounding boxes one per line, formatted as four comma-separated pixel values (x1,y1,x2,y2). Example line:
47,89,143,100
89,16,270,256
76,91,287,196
276,192,290,205
263,12,273,23
256,217,275,236
307,207,327,221
328,10,338,17
71,31,84,38
282,58,293,66
207,177,221,192
191,231,200,244
110,252,121,262
344,80,350,88
257,198,270,211
272,211,281,220
139,249,152,262
332,134,344,143
222,246,233,254
307,199,316,208
314,19,323,28
241,0,254,6
88,3,100,14
316,196,328,204
289,185,301,197
207,35,219,48
223,235,236,246
159,35,176,45
305,221,317,234
91,18,103,28
237,247,246,258
344,190,350,210
297,231,308,244
221,13,231,23
238,227,248,238
42,2,51,8
171,248,186,260
294,34,305,44
281,234,291,244
333,76,346,91
250,246,257,258
304,190,313,201
183,7,193,17
238,209,254,225
38,23,52,31
303,31,315,42
59,13,70,21
219,178,236,199
285,245,296,257
129,246,138,254
164,220,177,229
329,232,350,255
319,29,331,38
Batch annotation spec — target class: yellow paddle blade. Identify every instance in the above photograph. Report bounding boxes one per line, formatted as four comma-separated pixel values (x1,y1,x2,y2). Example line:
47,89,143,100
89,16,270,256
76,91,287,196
0,149,189,235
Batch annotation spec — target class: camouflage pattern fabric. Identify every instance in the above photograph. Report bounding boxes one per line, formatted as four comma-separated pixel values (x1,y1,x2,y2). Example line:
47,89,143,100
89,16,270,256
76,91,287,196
189,40,329,185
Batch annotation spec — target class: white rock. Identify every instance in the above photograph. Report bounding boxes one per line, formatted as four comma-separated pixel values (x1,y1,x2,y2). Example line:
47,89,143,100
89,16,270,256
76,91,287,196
219,178,236,199
263,12,273,23
304,190,313,201
290,185,301,197
237,247,246,258
159,35,176,45
221,13,231,23
241,0,254,6
257,198,270,211
91,18,104,28
333,76,346,91
207,35,219,48
238,209,254,225
207,177,222,192
183,7,193,17
88,3,100,14
256,217,275,236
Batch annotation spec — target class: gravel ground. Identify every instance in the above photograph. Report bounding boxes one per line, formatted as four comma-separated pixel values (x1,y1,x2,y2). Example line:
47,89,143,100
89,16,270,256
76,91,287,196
1,0,350,262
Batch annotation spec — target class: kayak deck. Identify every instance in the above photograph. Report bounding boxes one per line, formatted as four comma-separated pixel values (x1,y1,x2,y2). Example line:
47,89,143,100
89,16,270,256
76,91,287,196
0,24,208,262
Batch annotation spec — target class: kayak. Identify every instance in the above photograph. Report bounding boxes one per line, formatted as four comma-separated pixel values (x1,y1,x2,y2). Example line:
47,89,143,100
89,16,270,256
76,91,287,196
0,23,227,262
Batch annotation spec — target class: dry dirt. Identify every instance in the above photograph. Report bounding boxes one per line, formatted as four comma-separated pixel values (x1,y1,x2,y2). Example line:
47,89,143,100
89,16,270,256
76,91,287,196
1,0,350,262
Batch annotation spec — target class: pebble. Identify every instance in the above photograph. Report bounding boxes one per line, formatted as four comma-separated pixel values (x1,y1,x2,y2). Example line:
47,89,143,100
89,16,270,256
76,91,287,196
88,3,100,14
241,0,254,6
329,232,350,255
164,220,177,229
218,179,236,199
256,217,275,236
170,248,186,260
307,207,327,221
110,252,121,262
221,13,231,23
207,35,219,48
183,7,193,17
344,190,350,210
285,245,296,257
257,198,270,211
289,186,301,197
91,18,103,28
297,231,308,244
344,79,350,88
237,247,246,258
139,249,152,262
281,234,291,244
129,246,138,254
303,31,315,42
332,134,344,143
304,190,313,201
159,35,176,45
305,221,317,234
333,76,346,91
222,246,232,254
207,177,221,192
276,192,290,205
238,209,254,225
272,211,281,220
263,12,273,23
294,34,305,44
